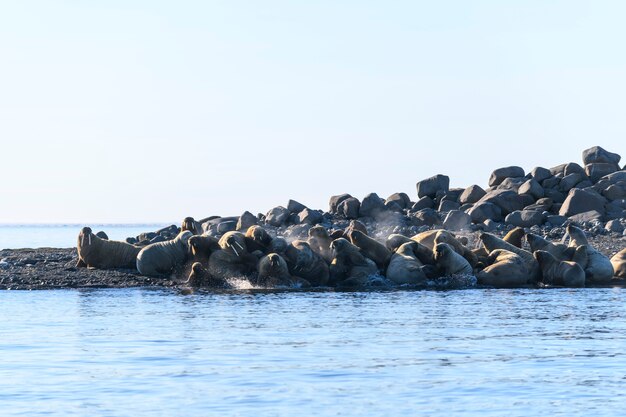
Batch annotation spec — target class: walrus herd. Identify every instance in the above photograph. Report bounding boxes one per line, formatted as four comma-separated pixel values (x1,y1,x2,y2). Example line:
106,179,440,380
76,146,626,290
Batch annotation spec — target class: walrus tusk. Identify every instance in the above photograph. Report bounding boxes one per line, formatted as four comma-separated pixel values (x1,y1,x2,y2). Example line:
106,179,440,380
235,241,245,251
81,234,84,247
88,234,91,245
228,244,239,257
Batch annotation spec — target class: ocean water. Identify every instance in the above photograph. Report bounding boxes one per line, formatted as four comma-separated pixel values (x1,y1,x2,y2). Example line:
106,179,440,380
0,224,170,250
1,288,625,416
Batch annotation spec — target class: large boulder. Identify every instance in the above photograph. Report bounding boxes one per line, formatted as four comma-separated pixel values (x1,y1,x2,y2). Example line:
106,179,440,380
467,202,503,223
287,199,307,214
416,174,449,198
265,206,290,227
497,177,526,192
443,210,472,231
559,188,606,217
386,192,411,210
582,146,621,165
477,189,525,215
505,210,546,228
602,182,626,201
530,166,552,183
438,200,460,212
412,196,434,211
298,208,323,225
329,194,352,214
518,179,544,199
568,210,604,224
585,163,620,183
236,211,258,231
459,185,486,205
558,173,583,193
410,208,441,227
489,166,525,187
337,197,360,219
563,162,586,177
359,193,386,218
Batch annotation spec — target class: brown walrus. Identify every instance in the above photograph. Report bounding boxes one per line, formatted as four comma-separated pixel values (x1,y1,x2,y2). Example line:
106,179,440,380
434,243,472,276
329,238,378,288
307,225,334,263
136,231,192,277
477,249,531,288
610,249,626,278
256,253,310,288
77,227,140,269
284,240,329,286
186,262,233,288
385,241,428,285
244,225,274,254
479,233,540,282
188,235,221,264
347,229,391,269
564,224,614,284
503,227,525,248
181,217,202,235
534,250,585,287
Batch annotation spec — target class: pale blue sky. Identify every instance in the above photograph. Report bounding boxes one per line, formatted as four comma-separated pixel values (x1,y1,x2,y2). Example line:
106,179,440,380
1,1,625,223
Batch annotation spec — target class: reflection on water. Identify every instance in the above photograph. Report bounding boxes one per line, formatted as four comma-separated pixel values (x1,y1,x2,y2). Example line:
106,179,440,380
1,288,626,416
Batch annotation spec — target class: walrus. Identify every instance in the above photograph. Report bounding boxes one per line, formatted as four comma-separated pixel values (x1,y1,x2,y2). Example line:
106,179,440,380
181,217,202,235
329,238,378,288
414,230,476,267
136,231,192,276
534,250,585,287
187,235,221,264
385,234,413,253
186,262,233,288
386,242,428,285
564,224,614,284
218,231,248,257
307,225,334,263
269,236,289,254
244,225,274,254
477,249,531,288
347,229,391,269
77,227,141,269
479,233,540,282
611,249,626,278
434,243,473,276
255,253,310,288
344,220,368,236
284,240,329,286
208,248,258,282
503,227,525,248
525,233,574,261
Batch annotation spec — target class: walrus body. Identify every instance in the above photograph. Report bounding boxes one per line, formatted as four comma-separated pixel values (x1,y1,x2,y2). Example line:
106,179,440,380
479,233,540,282
348,230,391,269
534,250,585,287
256,253,310,288
386,242,427,285
188,235,221,264
136,231,192,276
307,225,334,263
329,238,378,288
284,240,329,286
434,243,472,276
244,225,273,254
181,217,202,235
207,249,257,281
415,230,476,267
77,227,140,269
385,234,413,253
503,227,525,248
526,233,573,261
477,249,530,288
186,262,233,288
565,225,613,284
611,249,626,278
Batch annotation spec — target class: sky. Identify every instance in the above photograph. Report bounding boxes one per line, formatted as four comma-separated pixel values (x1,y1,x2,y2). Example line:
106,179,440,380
1,0,625,223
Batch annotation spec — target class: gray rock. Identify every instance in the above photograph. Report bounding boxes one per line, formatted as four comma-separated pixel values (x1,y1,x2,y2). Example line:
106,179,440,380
602,171,626,184
542,176,560,189
265,206,290,227
416,174,450,198
564,162,586,176
410,208,440,227
236,211,258,231
359,193,386,218
443,210,472,231
605,202,626,221
386,192,411,209
559,188,606,217
574,180,593,189
337,197,361,219
482,219,497,232
298,208,323,225
95,231,108,240
287,199,307,214
543,189,565,204
216,220,237,234
384,200,403,212
582,146,621,165
412,196,435,211
585,163,620,183
477,189,525,215
602,183,626,201
568,210,604,224
605,219,624,234
459,185,486,205
530,167,552,183
549,163,567,176
497,177,526,192
546,215,567,227
329,194,352,214
558,173,583,193
150,235,166,244
505,210,546,228
468,202,503,223
489,166,525,187
442,188,465,202
438,200,460,212
125,237,138,244
518,179,544,199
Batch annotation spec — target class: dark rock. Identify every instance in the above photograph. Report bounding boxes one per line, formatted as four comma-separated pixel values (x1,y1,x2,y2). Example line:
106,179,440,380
482,219,498,232
468,202,503,223
95,231,108,240
605,202,626,221
549,163,567,176
530,167,552,183
543,188,565,204
384,200,403,212
542,176,560,189
287,199,307,214
602,171,626,184
505,210,546,228
585,163,620,183
329,194,352,214
546,215,567,227
236,211,258,231
412,196,435,211
489,166,525,187
298,208,323,225
438,200,460,212
558,173,583,193
149,235,166,244
265,206,290,227
602,183,626,201
359,193,386,218
410,208,440,227
337,197,360,219
459,185,486,205
477,189,525,216
575,180,593,189
137,232,157,241
125,237,137,244
559,188,606,217
568,210,604,224
518,193,536,208
605,219,624,233
582,146,621,165
518,179,544,199
441,188,465,203
386,192,411,209
497,177,526,192
216,220,237,234
443,210,472,231
564,162,586,176
416,174,450,198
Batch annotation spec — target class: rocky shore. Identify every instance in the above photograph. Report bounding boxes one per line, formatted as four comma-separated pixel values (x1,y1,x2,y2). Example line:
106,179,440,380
2,145,626,291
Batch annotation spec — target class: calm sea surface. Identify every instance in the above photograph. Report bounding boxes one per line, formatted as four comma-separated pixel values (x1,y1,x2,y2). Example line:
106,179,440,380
1,226,626,416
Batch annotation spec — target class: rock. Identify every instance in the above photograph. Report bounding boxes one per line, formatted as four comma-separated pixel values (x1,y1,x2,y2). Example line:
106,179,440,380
416,174,449,198
558,173,583,193
410,208,440,227
482,219,497,232
497,177,526,192
412,196,435,211
386,192,411,209
359,193,386,218
329,194,352,214
95,231,109,240
582,146,621,165
438,200,460,212
298,208,323,225
602,171,626,184
459,185,486,205
384,200,403,212
468,202,503,223
602,183,626,201
605,219,624,234
585,163,620,183
518,179,544,199
568,210,604,224
530,167,552,183
546,215,567,227
337,197,360,219
443,188,465,202
265,206,290,227
543,188,566,204
559,188,606,217
563,162,586,176
216,220,237,234
542,176,560,189
125,237,138,244
443,210,472,231
549,163,567,176
236,211,258,231
575,180,593,189
489,166,525,187
505,210,546,228
149,235,166,244
477,189,525,215
287,199,307,214
605,202,626,220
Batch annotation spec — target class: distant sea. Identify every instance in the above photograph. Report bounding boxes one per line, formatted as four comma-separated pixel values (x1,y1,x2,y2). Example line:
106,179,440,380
0,224,172,250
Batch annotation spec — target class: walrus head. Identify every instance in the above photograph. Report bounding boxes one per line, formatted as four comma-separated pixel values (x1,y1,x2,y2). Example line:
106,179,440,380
78,226,94,247
181,217,199,235
433,243,452,262
222,232,246,257
308,225,329,239
565,224,588,246
286,241,313,272
246,225,273,248
525,233,548,252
